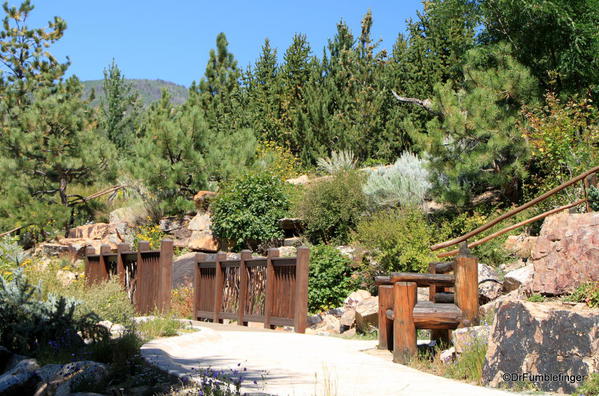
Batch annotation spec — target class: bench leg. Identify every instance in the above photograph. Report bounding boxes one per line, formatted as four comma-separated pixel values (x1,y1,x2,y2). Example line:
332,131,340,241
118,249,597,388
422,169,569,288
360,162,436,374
393,281,417,364
378,285,394,350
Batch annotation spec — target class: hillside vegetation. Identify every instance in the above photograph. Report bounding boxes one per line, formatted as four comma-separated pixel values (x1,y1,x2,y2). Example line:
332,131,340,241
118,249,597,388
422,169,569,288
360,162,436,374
82,79,188,106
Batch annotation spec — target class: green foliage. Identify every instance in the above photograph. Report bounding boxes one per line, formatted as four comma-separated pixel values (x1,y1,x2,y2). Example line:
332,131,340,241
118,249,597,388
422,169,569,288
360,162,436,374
210,173,290,250
137,317,181,340
100,60,142,149
590,186,599,212
352,207,435,277
0,270,108,355
577,373,599,396
308,245,356,313
254,140,302,180
294,171,367,244
563,281,599,308
480,0,599,99
445,338,487,384
416,43,537,205
0,235,25,280
362,152,431,209
527,294,545,303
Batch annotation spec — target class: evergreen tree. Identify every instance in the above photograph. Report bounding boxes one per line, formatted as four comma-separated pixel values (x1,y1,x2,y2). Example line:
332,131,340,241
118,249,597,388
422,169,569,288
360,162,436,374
0,1,114,236
100,60,141,149
191,32,245,133
414,43,537,205
246,39,283,143
480,0,599,99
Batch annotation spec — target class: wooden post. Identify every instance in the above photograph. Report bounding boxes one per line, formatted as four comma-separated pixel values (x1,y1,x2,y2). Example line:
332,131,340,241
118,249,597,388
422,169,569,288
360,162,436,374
428,262,437,303
84,246,96,286
116,243,129,286
213,252,226,323
294,246,309,333
393,281,417,364
159,239,174,313
100,244,111,281
193,253,207,321
378,285,394,350
429,261,451,345
136,241,150,313
238,250,252,326
264,248,279,329
454,243,479,328
582,178,591,213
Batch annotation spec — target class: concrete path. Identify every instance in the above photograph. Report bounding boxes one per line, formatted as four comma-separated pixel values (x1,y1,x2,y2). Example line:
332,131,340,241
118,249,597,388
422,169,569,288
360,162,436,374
141,324,523,396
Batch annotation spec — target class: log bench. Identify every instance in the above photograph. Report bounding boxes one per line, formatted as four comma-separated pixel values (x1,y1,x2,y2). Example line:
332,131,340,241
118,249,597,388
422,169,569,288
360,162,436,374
376,247,479,363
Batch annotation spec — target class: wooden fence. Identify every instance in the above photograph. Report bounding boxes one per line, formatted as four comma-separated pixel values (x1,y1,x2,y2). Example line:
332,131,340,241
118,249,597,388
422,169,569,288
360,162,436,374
85,240,173,314
193,247,310,333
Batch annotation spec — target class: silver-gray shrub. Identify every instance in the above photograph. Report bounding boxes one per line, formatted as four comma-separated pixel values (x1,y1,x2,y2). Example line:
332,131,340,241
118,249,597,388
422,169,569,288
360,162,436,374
363,152,431,208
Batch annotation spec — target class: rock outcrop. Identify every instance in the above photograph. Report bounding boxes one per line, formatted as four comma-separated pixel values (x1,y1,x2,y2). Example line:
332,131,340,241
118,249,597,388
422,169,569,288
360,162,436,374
503,264,534,293
483,300,599,393
531,212,599,295
478,263,502,304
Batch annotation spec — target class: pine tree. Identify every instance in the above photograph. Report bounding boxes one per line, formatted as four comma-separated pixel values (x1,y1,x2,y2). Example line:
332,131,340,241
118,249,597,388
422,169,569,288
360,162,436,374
0,1,115,236
191,32,245,133
100,60,141,149
415,43,538,205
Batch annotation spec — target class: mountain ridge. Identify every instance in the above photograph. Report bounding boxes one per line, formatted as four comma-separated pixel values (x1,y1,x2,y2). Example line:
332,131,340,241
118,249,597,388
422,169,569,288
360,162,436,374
82,79,189,106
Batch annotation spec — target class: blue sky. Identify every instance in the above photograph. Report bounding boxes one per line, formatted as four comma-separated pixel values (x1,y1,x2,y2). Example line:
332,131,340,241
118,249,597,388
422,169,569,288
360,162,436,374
24,1,424,87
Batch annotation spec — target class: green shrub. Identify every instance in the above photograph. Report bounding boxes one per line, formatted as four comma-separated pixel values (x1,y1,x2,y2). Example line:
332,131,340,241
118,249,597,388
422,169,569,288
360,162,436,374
137,316,181,340
0,271,108,355
445,338,487,384
25,260,136,326
563,281,599,308
352,207,435,277
211,173,290,250
294,171,367,244
308,245,357,313
577,373,599,396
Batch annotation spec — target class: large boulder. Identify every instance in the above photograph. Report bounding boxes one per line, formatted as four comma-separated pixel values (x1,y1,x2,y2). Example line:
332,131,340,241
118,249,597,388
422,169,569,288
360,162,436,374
187,213,218,252
108,203,146,225
503,264,534,293
0,358,40,396
52,361,108,396
478,263,502,304
483,300,599,393
355,296,378,333
531,212,599,295
172,252,197,288
193,191,217,212
503,235,537,259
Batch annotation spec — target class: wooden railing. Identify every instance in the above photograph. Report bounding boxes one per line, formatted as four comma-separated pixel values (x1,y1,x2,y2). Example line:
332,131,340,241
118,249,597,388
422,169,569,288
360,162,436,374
85,240,173,314
431,166,599,258
194,247,310,333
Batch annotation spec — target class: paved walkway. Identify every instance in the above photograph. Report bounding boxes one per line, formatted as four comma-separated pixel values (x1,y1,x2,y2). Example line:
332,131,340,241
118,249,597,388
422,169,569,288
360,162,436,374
141,323,523,396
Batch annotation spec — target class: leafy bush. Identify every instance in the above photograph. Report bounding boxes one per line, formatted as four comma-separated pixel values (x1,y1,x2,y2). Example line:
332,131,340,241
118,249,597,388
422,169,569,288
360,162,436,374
294,171,367,244
352,207,435,277
362,152,431,209
317,150,357,174
563,281,599,308
308,245,357,313
527,294,545,302
0,235,26,280
211,173,290,250
0,271,108,355
254,140,302,180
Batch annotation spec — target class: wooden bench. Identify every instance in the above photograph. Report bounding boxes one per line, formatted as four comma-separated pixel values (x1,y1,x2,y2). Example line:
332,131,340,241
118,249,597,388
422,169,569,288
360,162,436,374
375,245,478,363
